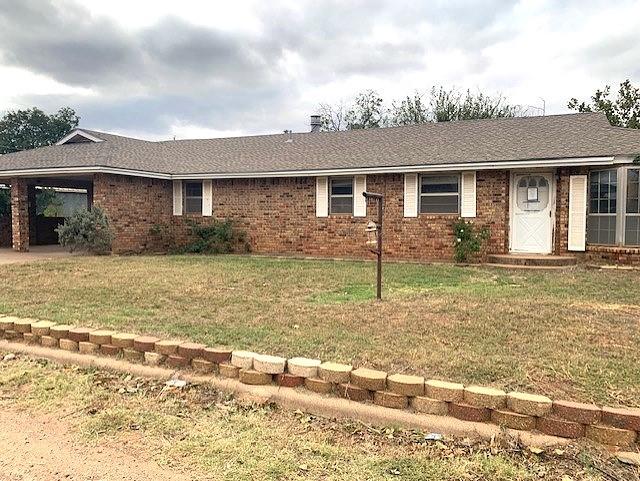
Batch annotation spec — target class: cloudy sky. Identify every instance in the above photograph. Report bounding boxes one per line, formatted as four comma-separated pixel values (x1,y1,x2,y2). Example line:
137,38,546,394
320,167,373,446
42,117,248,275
0,0,638,140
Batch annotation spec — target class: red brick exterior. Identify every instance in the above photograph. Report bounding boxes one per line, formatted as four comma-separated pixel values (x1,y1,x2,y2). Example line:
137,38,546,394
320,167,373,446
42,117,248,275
10,177,29,252
92,173,173,253
96,171,510,261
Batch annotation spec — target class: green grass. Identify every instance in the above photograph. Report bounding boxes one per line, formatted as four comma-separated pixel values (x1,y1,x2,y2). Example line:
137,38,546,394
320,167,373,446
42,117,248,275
0,358,620,481
1,255,639,406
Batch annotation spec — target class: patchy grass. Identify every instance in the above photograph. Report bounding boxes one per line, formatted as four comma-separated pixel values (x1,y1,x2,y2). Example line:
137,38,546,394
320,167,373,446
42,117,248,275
0,357,629,481
1,255,639,406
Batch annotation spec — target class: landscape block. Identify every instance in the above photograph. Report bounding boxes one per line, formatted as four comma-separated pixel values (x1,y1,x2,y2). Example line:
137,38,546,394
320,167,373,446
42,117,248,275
506,392,552,417
253,354,287,374
287,357,322,378
374,391,408,409
350,368,387,391
410,396,449,416
318,362,352,384
387,374,425,397
425,380,464,402
231,351,256,369
463,386,506,409
491,409,536,431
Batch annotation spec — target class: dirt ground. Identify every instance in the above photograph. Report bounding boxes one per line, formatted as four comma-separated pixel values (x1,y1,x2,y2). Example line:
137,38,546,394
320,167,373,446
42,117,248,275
0,408,200,481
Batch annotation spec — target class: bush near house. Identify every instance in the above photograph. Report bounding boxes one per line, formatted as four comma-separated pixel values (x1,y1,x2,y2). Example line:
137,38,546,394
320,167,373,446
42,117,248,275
181,219,250,254
453,218,490,263
56,207,114,254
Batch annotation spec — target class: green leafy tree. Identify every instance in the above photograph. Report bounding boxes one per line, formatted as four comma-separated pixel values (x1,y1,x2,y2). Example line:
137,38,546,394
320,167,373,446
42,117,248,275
568,79,640,128
430,87,521,122
0,107,80,154
388,92,429,126
36,188,64,217
345,90,386,130
320,87,522,131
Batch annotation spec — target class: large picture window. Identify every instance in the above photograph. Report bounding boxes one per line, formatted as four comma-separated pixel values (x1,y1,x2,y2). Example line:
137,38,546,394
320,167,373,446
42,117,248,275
587,169,617,245
184,181,203,214
330,177,353,214
419,175,459,214
625,168,640,246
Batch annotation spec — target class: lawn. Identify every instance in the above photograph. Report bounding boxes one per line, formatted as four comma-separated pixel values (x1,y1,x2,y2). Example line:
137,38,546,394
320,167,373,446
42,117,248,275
0,357,624,480
0,255,639,406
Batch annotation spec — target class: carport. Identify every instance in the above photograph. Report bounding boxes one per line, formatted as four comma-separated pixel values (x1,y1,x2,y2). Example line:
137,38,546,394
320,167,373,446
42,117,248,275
1,176,92,252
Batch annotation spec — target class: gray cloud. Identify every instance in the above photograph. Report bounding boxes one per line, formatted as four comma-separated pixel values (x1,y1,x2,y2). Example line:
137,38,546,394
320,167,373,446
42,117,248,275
1,0,638,137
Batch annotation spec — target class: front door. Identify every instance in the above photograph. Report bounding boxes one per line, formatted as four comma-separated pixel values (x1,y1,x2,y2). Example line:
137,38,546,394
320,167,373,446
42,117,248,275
511,173,554,253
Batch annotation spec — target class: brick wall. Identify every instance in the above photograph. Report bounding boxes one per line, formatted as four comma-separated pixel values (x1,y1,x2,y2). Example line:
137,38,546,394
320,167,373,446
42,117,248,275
92,173,173,253
98,171,510,261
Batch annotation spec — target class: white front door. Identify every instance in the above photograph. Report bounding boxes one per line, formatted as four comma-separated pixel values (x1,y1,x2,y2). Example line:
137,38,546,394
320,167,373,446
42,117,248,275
511,173,554,254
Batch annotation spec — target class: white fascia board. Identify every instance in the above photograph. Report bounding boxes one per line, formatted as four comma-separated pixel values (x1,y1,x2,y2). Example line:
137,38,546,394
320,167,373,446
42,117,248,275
0,155,625,181
56,129,105,145
0,166,171,180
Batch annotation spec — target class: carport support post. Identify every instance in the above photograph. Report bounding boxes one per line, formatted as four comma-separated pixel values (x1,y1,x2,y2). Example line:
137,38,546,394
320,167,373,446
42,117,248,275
10,177,29,252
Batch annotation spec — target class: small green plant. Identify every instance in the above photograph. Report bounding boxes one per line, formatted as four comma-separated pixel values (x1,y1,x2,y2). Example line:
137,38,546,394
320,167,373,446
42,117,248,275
182,219,249,254
56,207,114,254
453,218,489,263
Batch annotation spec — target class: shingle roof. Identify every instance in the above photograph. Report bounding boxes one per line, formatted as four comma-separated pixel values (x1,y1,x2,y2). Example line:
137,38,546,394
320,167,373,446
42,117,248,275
1,112,639,176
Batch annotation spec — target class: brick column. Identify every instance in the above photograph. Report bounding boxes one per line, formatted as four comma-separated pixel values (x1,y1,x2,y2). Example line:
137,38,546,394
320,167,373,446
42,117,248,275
10,177,29,252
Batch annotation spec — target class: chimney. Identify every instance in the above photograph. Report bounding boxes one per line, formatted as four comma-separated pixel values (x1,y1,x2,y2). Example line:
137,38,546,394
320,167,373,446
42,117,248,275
310,115,321,132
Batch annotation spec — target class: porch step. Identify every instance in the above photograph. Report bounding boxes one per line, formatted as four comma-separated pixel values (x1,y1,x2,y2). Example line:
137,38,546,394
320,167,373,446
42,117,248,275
487,254,578,268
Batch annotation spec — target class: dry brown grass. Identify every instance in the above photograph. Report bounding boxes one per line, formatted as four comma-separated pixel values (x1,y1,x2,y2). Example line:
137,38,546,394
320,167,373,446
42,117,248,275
1,255,639,406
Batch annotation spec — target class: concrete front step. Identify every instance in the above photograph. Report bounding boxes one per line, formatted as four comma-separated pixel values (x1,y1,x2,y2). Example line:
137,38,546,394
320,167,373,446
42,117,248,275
487,254,577,268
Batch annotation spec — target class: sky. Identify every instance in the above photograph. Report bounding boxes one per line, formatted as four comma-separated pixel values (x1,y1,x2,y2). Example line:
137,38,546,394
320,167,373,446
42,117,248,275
0,0,638,140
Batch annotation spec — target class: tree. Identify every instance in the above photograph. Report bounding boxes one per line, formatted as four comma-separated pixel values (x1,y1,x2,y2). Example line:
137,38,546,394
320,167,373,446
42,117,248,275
388,92,429,126
0,107,80,154
430,87,521,122
568,79,640,128
319,87,522,131
345,90,386,130
318,101,347,132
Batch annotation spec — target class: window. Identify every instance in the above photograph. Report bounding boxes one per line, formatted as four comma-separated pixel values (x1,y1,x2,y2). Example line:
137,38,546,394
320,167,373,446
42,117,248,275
625,169,640,245
330,177,353,214
419,175,459,214
184,181,203,214
516,175,549,211
587,169,617,245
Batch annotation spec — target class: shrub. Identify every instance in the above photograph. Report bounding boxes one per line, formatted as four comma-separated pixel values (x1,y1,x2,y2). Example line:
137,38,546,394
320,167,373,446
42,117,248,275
56,207,114,254
182,219,249,254
453,218,489,263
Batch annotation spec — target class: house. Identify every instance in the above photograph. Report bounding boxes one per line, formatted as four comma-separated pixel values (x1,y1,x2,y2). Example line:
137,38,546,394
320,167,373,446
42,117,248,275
1,112,640,265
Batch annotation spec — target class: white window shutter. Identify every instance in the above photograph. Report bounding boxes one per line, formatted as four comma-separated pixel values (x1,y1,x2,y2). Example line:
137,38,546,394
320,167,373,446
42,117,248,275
202,180,213,216
316,176,328,217
353,175,367,217
460,171,477,218
404,173,418,217
568,175,588,251
173,180,183,216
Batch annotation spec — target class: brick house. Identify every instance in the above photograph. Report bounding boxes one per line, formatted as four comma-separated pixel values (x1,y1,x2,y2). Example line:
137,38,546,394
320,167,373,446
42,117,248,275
1,112,640,265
